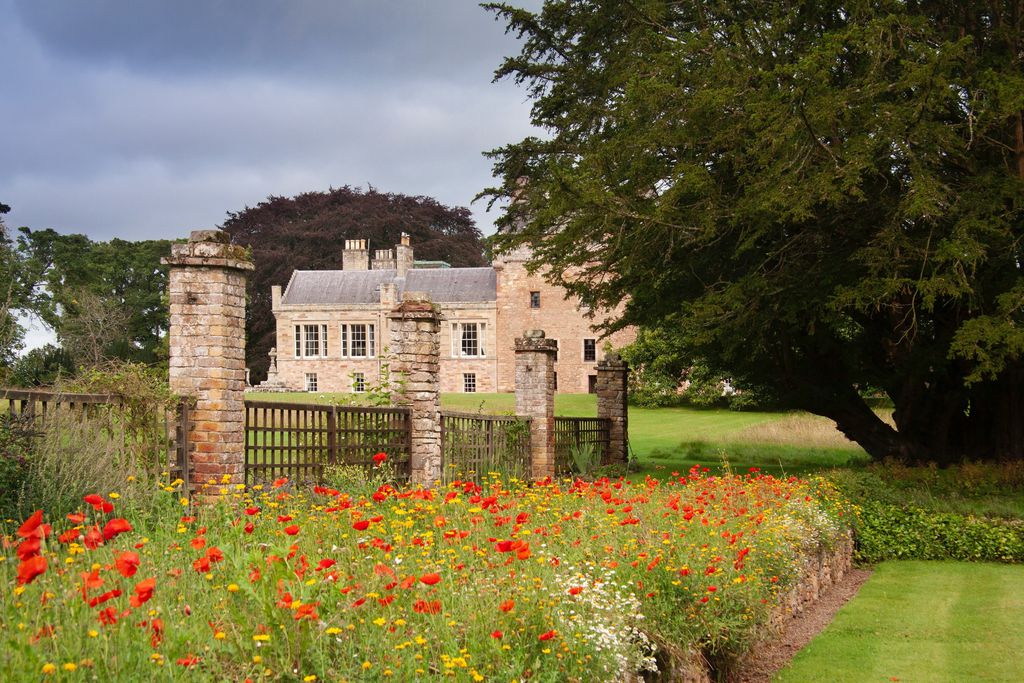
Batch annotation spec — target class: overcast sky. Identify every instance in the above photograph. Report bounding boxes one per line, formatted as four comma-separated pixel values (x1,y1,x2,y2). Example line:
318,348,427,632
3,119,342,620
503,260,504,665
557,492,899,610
1,0,541,243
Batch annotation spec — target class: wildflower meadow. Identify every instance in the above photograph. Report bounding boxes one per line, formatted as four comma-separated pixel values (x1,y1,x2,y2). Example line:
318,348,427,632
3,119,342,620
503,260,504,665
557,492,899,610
2,459,853,681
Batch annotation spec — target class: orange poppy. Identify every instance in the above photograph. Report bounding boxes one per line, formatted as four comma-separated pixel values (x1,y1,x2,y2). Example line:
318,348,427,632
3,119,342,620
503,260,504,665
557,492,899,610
420,572,441,586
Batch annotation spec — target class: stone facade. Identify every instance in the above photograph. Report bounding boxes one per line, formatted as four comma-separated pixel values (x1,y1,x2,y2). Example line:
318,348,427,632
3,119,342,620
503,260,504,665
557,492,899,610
388,296,442,485
271,237,635,395
273,298,498,395
514,330,557,479
163,230,254,492
493,246,637,394
596,354,629,465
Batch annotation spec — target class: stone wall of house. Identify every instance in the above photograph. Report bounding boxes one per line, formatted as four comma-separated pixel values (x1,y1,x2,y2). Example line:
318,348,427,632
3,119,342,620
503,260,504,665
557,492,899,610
494,252,636,394
273,299,498,394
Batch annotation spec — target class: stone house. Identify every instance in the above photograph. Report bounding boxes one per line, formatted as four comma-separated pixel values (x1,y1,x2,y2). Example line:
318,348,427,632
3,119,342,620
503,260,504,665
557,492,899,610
270,234,635,394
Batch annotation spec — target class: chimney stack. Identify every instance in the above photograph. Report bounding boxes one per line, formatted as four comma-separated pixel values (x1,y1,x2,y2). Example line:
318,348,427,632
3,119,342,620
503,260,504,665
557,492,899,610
395,232,414,277
342,239,369,271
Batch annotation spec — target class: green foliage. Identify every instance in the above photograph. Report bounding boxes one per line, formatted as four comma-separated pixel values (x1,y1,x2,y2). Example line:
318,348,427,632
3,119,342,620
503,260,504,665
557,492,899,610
852,501,1024,564
8,344,75,387
830,462,1024,563
483,1,1024,463
567,442,599,477
321,460,398,500
0,415,33,518
10,363,177,518
10,227,172,366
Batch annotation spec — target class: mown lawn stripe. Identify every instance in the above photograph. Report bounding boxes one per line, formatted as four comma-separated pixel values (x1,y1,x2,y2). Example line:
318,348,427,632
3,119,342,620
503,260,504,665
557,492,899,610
776,561,1024,683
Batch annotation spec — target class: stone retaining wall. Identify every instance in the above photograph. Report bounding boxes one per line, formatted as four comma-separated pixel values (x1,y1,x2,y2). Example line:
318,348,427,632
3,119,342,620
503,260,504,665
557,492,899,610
656,530,856,683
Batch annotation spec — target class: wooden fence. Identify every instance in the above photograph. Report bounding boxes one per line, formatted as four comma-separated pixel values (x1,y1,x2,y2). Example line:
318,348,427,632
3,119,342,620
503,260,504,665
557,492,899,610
554,416,611,474
440,411,531,482
0,387,188,487
244,401,412,485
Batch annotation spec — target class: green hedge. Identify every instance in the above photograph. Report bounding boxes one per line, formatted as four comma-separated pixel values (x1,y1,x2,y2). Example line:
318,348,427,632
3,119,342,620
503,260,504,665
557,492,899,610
855,500,1024,563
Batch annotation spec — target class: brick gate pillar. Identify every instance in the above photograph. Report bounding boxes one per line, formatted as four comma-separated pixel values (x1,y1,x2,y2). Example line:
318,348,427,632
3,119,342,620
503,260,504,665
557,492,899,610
596,353,629,465
388,294,442,486
163,230,254,494
515,330,557,480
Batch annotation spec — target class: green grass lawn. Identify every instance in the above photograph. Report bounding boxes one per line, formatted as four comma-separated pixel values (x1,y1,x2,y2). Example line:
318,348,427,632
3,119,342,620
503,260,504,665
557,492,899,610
776,561,1024,683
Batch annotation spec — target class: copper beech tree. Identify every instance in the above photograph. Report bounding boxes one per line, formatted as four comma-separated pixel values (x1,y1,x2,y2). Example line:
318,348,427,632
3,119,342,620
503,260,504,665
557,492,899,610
221,186,486,381
483,1,1024,463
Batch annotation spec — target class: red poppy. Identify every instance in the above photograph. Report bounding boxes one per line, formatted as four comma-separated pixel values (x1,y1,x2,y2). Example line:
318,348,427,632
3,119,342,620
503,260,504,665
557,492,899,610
400,575,417,590
491,630,503,639
16,537,41,561
538,630,557,641
131,577,156,607
16,555,47,585
17,510,44,538
352,519,370,532
190,537,206,550
150,617,164,648
317,559,336,571
88,588,122,607
272,478,288,489
115,551,141,577
193,556,211,573
373,452,387,465
293,601,320,620
244,507,260,516
244,522,255,534
176,655,200,668
420,572,441,586
66,511,86,524
83,494,105,508
102,518,132,541
284,525,300,536
97,607,119,625
206,546,224,563
58,528,82,544
568,586,583,596
413,599,442,614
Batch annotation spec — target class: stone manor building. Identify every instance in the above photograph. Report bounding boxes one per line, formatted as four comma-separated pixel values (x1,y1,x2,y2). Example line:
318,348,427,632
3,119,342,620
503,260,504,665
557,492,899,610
270,234,635,394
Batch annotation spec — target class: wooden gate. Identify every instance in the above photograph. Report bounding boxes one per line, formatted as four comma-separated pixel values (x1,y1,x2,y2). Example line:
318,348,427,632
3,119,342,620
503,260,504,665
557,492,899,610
244,401,412,485
440,411,531,482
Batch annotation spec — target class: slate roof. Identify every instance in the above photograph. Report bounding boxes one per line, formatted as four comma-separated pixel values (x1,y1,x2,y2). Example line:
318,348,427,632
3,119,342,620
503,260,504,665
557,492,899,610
281,267,497,305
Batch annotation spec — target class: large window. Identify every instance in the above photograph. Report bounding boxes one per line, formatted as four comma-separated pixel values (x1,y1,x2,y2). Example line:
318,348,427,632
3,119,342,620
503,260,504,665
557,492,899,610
294,324,329,358
340,323,376,358
451,322,486,358
583,338,597,362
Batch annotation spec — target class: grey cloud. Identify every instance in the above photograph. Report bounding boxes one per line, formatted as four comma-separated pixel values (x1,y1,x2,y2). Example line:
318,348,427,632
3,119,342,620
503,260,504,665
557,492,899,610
12,0,529,81
1,0,542,242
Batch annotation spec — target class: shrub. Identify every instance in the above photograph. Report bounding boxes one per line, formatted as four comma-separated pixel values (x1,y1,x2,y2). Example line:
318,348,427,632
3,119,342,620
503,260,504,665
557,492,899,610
853,501,1024,563
9,344,76,387
829,463,1024,563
